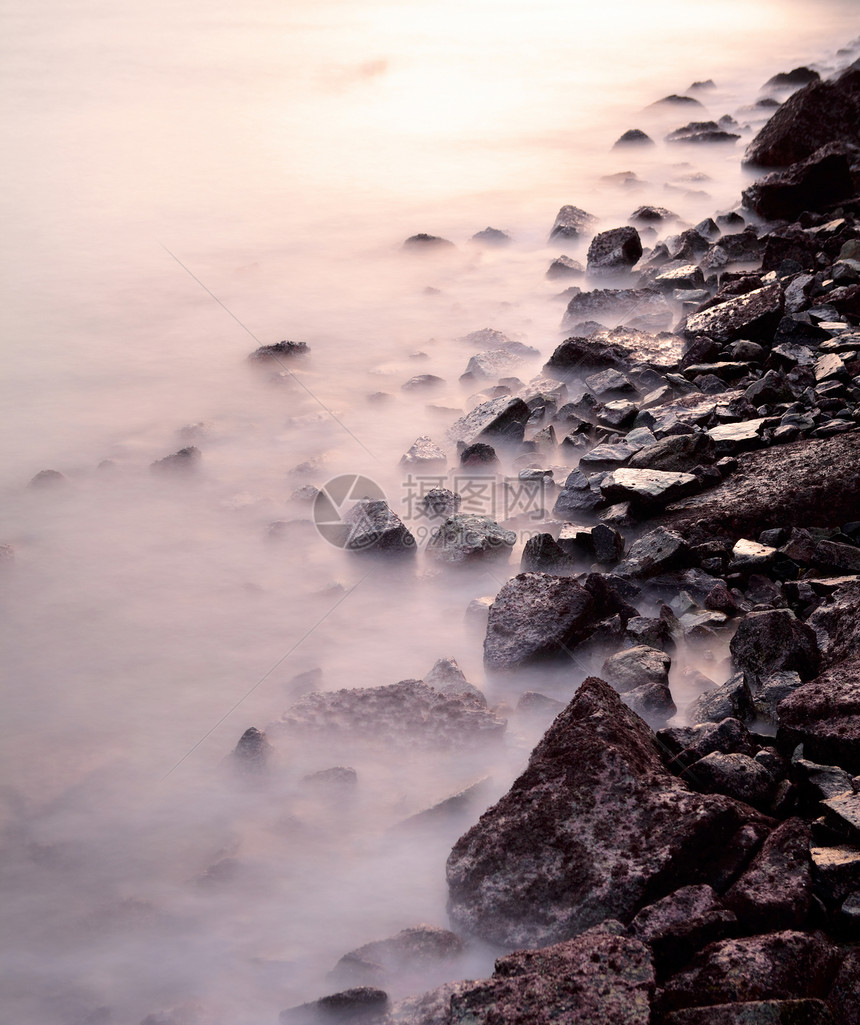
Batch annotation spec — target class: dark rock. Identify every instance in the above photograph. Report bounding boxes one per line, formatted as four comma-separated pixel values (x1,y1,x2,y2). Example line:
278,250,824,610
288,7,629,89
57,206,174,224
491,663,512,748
587,227,643,276
248,339,310,361
426,515,515,565
546,255,584,279
681,751,775,807
765,68,821,90
421,488,460,519
28,468,68,488
520,533,572,573
813,539,860,574
278,680,506,750
600,468,699,508
667,122,740,144
562,288,673,333
614,129,655,148
742,144,856,221
459,442,497,467
744,72,860,167
545,335,626,374
687,675,755,725
649,95,705,108
778,658,860,774
281,987,389,1025
795,757,855,803
471,227,510,246
231,727,272,775
553,469,604,516
663,1000,834,1025
602,645,671,692
659,718,756,770
810,845,860,905
628,433,716,473
685,284,785,343
446,678,767,947
730,610,820,681
448,396,531,447
658,931,840,1012
330,925,463,988
549,205,597,242
630,885,736,973
724,819,812,931
616,526,689,578
151,447,201,473
592,523,625,562
483,573,597,670
403,234,454,249
827,950,860,1025
343,500,416,554
630,205,678,223
654,264,706,290
450,924,654,1025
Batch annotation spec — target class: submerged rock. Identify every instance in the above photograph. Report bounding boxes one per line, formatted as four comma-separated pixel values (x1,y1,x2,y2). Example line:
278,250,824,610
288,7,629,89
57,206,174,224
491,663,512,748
446,677,766,947
248,339,310,361
426,515,516,565
549,204,597,241
343,500,416,554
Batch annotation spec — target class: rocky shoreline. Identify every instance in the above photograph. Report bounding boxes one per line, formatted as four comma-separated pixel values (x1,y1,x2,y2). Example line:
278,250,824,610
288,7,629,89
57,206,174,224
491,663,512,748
256,47,860,1025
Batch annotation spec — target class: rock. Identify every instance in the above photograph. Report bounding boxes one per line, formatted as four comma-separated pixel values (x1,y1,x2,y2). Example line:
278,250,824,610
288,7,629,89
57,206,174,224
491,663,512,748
813,540,860,574
614,129,655,148
667,122,740,145
681,752,775,808
421,488,460,519
329,925,464,988
563,288,673,333
231,727,272,775
649,94,704,108
401,374,445,391
301,766,358,791
151,447,201,473
630,885,736,973
616,526,689,578
810,845,860,905
516,691,566,722
248,339,310,360
627,433,716,473
778,658,860,774
449,924,654,1025
630,205,678,224
277,680,506,751
544,335,626,374
600,468,699,508
28,468,68,488
730,610,820,681
281,987,389,1024
805,580,860,667
724,819,812,931
459,442,497,467
730,539,778,573
426,515,515,565
685,284,785,343
592,523,625,562
463,349,524,381
687,675,755,725
343,500,416,554
655,264,706,290
663,1001,835,1025
822,791,860,840
827,950,860,1025
659,718,756,770
549,205,597,242
424,657,486,706
446,677,767,947
520,533,572,573
546,255,584,279
447,396,531,447
744,72,860,167
483,573,597,670
587,227,643,276
471,227,510,246
658,931,840,1012
743,144,856,221
765,67,821,90
602,645,671,692
794,758,855,803
403,234,454,249
400,437,447,468
553,469,604,516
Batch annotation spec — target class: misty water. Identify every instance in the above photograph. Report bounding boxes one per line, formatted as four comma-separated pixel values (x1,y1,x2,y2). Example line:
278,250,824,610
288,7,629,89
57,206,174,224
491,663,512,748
2,1,860,1022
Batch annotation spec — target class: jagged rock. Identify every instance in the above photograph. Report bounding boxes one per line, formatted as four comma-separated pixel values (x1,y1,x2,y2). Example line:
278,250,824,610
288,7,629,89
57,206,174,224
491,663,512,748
421,488,460,519
592,523,625,562
401,374,445,391
794,758,855,803
810,845,860,905
744,71,860,167
248,339,310,360
630,885,736,973
587,227,643,276
805,580,860,667
231,727,272,775
822,791,860,840
627,433,716,473
400,437,447,467
667,122,740,145
659,718,756,770
616,526,689,578
687,675,755,725
724,819,812,931
426,515,515,565
446,677,767,947
685,284,785,343
601,468,699,508
424,657,487,706
663,1001,834,1025
343,500,416,554
742,144,856,221
447,396,531,446
827,949,860,1025
277,680,506,750
520,533,573,572
654,264,706,290
483,573,597,670
546,255,584,279
730,610,820,681
658,931,840,1012
463,349,524,381
614,129,655,148
602,645,671,692
563,288,673,333
553,469,605,516
549,205,597,241
681,752,775,808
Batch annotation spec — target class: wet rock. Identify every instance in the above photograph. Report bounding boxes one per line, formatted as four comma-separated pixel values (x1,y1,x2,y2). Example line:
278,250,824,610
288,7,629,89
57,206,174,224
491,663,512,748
446,677,767,947
654,264,706,290
615,526,689,578
794,758,855,803
563,288,673,333
546,255,584,279
659,718,756,770
658,931,840,1012
724,818,812,931
231,727,272,775
602,645,676,722
587,226,643,276
743,144,856,221
600,467,699,508
687,675,755,725
544,334,626,375
277,680,506,751
744,72,860,167
447,396,531,447
627,433,716,473
421,488,460,519
343,500,416,554
248,339,310,361
630,885,737,973
592,523,625,562
483,573,596,670
630,205,678,224
614,129,655,148
681,751,775,808
805,579,860,666
663,1001,835,1025
281,987,389,1025
549,204,597,242
463,349,524,381
685,284,785,343
813,540,860,574
459,442,497,467
329,925,464,988
553,469,605,516
520,533,572,573
400,437,447,468
403,234,454,249
730,610,820,681
426,515,515,565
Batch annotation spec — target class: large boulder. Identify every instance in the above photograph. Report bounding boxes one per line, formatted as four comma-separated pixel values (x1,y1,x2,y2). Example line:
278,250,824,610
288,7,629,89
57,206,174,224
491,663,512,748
587,227,643,276
730,610,820,682
549,204,597,241
562,288,674,333
483,573,597,670
743,71,860,167
629,885,736,973
777,658,860,774
684,284,785,343
742,144,856,222
344,500,417,554
600,468,699,509
447,396,531,447
446,678,767,947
